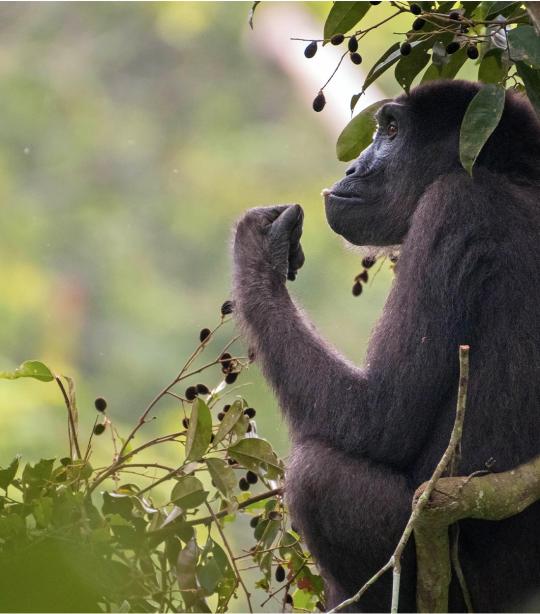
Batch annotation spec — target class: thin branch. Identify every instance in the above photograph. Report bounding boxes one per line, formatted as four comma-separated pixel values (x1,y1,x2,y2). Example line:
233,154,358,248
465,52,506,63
204,501,254,614
55,376,82,460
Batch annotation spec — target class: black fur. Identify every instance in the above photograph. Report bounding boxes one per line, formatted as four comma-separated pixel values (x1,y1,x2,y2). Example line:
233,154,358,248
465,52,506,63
231,81,540,612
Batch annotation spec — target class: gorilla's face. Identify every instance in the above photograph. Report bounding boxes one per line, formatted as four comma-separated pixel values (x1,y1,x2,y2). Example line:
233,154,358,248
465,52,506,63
324,94,460,247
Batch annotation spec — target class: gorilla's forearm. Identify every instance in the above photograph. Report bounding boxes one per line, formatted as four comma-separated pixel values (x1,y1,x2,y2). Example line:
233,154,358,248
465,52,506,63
234,273,371,455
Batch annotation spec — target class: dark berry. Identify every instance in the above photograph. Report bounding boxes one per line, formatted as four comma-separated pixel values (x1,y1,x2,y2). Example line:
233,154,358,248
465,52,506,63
330,33,344,45
199,328,211,342
446,41,460,54
268,511,282,520
185,386,198,401
94,397,107,412
223,404,231,413
196,384,210,395
250,515,260,528
304,41,317,59
220,300,234,315
244,407,256,418
412,17,425,30
352,282,363,297
285,593,293,605
182,417,190,429
362,256,376,269
239,477,249,491
220,352,232,370
312,92,326,113
217,412,225,421
400,41,412,56
93,423,106,436
275,564,286,583
227,458,237,466
348,36,358,52
225,372,239,385
467,44,479,60
410,3,421,15
449,11,460,20
350,52,362,65
246,470,258,484
358,270,369,283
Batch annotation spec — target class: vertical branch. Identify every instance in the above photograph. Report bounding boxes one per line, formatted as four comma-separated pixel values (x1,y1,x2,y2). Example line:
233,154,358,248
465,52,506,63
330,345,470,614
55,376,82,460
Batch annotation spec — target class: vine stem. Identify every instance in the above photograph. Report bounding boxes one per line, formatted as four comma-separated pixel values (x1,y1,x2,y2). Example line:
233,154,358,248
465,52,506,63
329,345,470,613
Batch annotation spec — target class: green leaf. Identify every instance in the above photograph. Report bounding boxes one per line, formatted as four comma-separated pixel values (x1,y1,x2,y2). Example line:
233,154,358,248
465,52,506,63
206,458,236,498
197,539,234,599
227,437,283,479
323,2,370,41
478,48,507,84
459,84,506,175
185,398,212,461
0,360,54,382
395,47,430,94
516,61,540,119
0,457,19,490
508,25,540,68
213,400,243,445
171,475,208,509
362,42,401,92
485,1,520,19
336,99,390,162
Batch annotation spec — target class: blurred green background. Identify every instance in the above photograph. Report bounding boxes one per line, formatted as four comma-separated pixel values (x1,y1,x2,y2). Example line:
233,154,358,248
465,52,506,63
0,1,477,467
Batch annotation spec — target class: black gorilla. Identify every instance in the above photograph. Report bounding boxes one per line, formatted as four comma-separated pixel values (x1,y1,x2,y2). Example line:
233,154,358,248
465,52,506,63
232,80,540,612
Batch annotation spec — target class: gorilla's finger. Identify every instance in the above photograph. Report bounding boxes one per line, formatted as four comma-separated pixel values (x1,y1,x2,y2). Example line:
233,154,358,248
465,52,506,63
269,204,303,242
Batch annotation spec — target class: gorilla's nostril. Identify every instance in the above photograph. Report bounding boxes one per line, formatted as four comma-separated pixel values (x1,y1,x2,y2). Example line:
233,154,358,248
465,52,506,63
345,166,356,176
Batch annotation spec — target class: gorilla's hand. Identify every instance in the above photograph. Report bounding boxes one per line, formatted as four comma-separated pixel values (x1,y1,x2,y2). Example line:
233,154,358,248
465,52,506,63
233,204,305,283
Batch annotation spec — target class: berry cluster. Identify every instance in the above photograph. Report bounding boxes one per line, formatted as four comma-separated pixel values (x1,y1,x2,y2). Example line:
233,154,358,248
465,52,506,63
93,397,108,435
352,256,376,297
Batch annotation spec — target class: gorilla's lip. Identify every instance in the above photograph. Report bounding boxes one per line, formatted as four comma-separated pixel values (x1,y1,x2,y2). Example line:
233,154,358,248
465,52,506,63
322,189,363,207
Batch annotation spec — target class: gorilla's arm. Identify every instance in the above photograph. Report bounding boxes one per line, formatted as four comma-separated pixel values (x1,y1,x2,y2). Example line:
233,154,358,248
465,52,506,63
232,204,455,465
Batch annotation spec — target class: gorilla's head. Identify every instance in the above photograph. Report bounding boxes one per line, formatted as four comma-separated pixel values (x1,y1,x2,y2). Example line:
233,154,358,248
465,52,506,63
324,80,540,247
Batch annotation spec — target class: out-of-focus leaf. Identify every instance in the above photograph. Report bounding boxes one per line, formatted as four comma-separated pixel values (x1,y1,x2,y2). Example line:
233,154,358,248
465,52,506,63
336,99,390,162
213,400,243,445
516,61,540,119
508,25,540,68
395,47,430,93
227,437,283,479
422,45,468,82
185,398,212,461
177,538,209,612
463,1,481,16
459,84,506,175
205,458,236,498
478,48,507,83
248,1,260,30
0,457,19,490
171,475,208,510
323,2,370,41
197,539,234,603
0,360,54,382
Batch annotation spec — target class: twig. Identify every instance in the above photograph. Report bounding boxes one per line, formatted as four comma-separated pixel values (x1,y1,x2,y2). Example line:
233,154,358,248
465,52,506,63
55,376,82,460
204,501,254,614
329,345,470,613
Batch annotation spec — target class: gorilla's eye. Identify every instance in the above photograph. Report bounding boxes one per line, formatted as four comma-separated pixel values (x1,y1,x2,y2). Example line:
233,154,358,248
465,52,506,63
386,120,398,139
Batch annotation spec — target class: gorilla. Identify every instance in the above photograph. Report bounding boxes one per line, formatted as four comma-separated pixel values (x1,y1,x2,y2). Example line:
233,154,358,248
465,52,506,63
232,80,540,612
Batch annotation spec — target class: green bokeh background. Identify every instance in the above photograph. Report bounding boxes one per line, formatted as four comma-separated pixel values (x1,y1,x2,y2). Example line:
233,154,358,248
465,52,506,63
0,1,410,465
